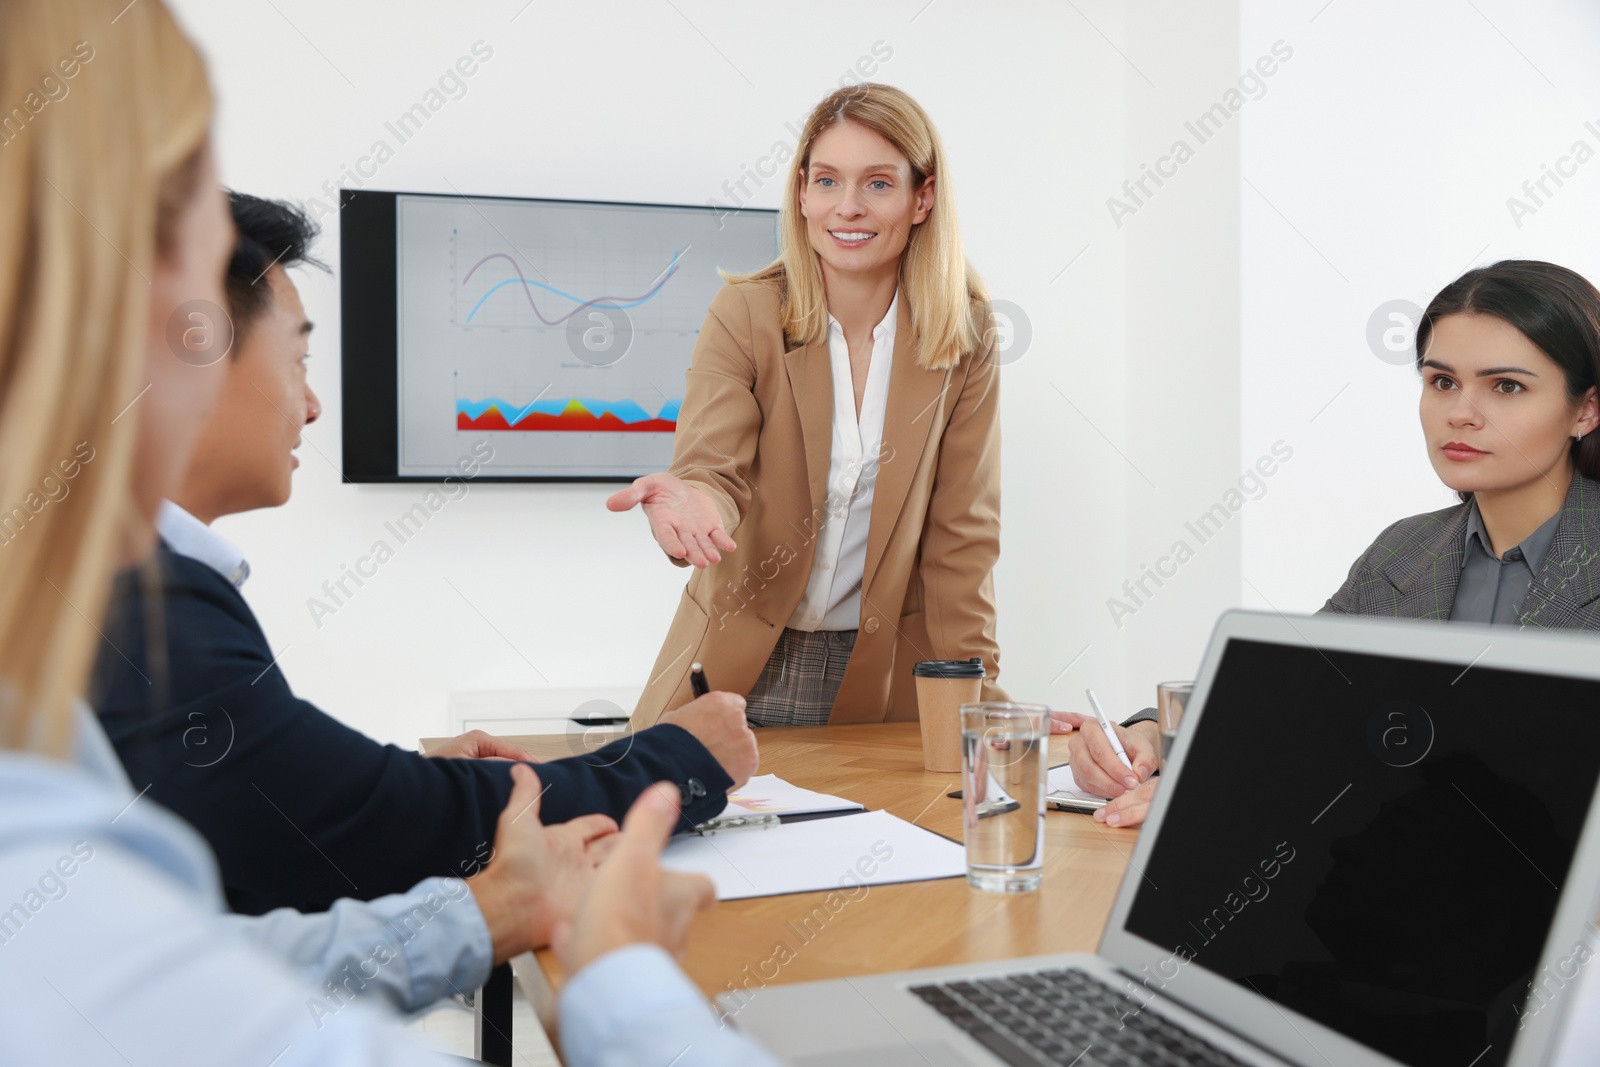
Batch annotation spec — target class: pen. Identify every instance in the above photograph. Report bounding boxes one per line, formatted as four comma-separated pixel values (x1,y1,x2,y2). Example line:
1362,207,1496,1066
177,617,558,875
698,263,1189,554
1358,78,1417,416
692,813,780,836
1086,688,1134,771
690,662,710,698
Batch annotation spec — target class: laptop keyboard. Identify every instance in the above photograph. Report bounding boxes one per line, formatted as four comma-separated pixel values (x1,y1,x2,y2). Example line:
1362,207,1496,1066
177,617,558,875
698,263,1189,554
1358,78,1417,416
910,967,1250,1067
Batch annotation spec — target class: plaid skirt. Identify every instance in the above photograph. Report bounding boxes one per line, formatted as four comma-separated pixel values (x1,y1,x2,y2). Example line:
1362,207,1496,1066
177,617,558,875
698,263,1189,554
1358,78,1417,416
744,627,858,727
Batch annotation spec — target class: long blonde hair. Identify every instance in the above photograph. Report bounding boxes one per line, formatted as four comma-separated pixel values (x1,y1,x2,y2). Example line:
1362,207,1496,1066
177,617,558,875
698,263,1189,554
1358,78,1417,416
726,83,988,371
0,0,213,756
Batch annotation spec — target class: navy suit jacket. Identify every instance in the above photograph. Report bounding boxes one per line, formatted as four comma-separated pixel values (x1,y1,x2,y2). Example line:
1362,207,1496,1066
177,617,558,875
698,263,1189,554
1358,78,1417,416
92,544,732,916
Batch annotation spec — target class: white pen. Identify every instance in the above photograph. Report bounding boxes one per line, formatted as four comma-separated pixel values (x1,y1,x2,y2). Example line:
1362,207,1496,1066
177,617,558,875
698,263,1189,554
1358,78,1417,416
1086,688,1134,771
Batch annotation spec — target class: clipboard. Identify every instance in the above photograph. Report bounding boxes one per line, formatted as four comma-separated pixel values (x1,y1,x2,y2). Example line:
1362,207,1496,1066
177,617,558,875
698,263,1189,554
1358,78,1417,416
1046,763,1110,813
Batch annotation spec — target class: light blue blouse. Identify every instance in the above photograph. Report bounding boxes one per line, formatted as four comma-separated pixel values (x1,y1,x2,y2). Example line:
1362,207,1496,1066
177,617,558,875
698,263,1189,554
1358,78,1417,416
0,707,780,1065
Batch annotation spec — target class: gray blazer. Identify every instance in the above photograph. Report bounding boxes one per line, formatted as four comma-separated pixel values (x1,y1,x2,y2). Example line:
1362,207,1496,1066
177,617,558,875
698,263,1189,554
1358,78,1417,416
1322,473,1600,630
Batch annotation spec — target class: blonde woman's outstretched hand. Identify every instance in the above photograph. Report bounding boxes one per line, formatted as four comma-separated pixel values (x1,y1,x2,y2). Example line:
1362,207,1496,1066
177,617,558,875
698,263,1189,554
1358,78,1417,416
607,472,737,568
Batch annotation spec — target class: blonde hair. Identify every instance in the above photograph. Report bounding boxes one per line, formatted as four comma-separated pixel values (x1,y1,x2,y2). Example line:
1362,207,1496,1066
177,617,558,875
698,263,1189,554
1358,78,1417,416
726,83,989,371
0,0,213,756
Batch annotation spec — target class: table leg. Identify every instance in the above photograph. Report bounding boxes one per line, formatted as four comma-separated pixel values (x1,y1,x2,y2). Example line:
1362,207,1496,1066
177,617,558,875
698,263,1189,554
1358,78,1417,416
474,963,513,1065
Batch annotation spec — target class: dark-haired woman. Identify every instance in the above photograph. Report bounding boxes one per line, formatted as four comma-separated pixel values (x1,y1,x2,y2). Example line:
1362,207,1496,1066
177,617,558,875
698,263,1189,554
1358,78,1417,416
1324,259,1600,626
1094,259,1600,830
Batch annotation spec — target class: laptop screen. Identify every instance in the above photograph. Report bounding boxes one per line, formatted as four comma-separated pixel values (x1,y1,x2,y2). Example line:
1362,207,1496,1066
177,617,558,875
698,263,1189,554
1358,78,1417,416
1123,636,1600,1067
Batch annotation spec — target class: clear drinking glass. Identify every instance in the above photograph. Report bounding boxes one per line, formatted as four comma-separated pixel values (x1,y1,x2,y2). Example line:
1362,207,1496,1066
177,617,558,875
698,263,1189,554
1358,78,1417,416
1156,681,1194,774
960,702,1048,893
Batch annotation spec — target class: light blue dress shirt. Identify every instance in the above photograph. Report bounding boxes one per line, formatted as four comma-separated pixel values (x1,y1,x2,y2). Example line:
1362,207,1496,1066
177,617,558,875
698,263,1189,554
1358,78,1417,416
0,705,780,1064
0,709,463,1064
157,499,252,588
561,944,782,1066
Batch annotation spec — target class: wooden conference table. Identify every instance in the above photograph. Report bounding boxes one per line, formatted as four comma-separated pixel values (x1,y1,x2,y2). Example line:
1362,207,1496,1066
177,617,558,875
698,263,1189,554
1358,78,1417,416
426,722,1138,1059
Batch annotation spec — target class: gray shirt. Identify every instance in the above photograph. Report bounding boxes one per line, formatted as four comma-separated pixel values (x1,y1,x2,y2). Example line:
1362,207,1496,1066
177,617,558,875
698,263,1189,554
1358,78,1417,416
1449,501,1563,625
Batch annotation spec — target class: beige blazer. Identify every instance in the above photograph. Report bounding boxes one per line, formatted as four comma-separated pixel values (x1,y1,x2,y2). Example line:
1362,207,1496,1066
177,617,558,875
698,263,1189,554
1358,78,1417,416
631,279,1005,728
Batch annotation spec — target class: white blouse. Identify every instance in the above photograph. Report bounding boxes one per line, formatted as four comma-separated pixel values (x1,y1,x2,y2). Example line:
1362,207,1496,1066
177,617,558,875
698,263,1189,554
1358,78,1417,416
787,290,898,633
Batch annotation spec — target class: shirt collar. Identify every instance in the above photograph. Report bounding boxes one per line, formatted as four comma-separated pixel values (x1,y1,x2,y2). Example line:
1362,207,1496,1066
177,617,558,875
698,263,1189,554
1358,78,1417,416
826,289,899,343
1463,498,1562,573
156,500,251,589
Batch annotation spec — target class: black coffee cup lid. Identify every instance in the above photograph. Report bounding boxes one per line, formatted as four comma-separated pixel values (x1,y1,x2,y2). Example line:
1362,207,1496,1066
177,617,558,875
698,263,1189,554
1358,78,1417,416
913,657,986,679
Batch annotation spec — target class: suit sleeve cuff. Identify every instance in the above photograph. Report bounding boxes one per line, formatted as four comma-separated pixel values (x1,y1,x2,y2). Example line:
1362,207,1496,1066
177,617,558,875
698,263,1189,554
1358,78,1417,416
647,723,736,828
385,877,494,1010
1120,707,1158,728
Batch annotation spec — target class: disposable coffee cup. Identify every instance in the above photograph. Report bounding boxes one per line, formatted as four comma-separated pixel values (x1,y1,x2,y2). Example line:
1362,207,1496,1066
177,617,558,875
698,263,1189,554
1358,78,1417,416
912,658,986,772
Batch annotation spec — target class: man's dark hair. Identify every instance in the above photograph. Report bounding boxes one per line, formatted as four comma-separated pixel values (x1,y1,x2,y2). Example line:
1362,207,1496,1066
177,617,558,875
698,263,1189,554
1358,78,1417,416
225,191,328,342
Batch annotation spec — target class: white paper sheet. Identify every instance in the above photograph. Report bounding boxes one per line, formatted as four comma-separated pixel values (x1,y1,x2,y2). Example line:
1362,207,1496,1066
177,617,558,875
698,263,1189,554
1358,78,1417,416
1047,763,1109,806
662,809,967,900
716,774,866,819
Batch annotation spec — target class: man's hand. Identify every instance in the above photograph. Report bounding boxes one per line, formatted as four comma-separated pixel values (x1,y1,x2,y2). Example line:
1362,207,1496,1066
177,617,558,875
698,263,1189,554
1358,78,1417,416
552,781,717,975
1057,713,1158,799
659,692,759,791
606,472,736,568
1095,777,1158,828
467,764,619,964
429,729,540,763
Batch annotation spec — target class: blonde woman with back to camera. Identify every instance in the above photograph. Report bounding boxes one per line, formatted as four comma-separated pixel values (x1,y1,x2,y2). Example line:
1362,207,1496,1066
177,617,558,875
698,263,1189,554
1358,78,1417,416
0,2,779,1064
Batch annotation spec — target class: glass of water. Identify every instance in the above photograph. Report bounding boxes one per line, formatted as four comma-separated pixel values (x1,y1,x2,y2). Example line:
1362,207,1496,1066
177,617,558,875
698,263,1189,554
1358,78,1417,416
960,702,1048,893
1156,681,1193,774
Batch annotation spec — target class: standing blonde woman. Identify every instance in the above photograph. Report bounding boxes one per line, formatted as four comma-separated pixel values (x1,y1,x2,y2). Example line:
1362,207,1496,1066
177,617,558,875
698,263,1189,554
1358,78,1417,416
0,3,764,1064
612,83,1007,728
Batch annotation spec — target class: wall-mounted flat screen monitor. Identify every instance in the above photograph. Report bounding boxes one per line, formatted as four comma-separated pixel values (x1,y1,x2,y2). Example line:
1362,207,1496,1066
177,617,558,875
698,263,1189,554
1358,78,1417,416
340,189,778,481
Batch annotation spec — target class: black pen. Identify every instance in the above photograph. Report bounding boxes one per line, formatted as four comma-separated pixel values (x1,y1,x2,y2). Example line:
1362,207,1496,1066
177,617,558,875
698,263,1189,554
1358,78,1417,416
690,662,710,698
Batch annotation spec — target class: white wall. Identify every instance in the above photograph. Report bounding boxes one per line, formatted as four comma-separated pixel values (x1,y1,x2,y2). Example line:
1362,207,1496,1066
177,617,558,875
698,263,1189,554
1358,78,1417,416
1113,1,1244,709
166,0,1135,746
1240,0,1600,613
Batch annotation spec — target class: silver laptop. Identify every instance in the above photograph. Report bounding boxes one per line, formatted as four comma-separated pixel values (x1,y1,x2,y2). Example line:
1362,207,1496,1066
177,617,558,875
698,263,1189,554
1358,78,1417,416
724,609,1600,1067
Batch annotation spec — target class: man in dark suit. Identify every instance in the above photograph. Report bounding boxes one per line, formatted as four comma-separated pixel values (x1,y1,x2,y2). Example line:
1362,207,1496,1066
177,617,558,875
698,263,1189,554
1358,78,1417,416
93,191,759,916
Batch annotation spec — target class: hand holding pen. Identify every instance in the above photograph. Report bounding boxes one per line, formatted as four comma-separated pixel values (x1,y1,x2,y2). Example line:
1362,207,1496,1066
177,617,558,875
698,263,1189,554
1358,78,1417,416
1086,689,1133,771
656,662,761,791
1050,689,1159,800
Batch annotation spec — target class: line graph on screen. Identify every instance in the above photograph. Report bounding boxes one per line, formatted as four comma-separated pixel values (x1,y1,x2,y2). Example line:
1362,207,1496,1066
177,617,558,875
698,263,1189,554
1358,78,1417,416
458,250,682,327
